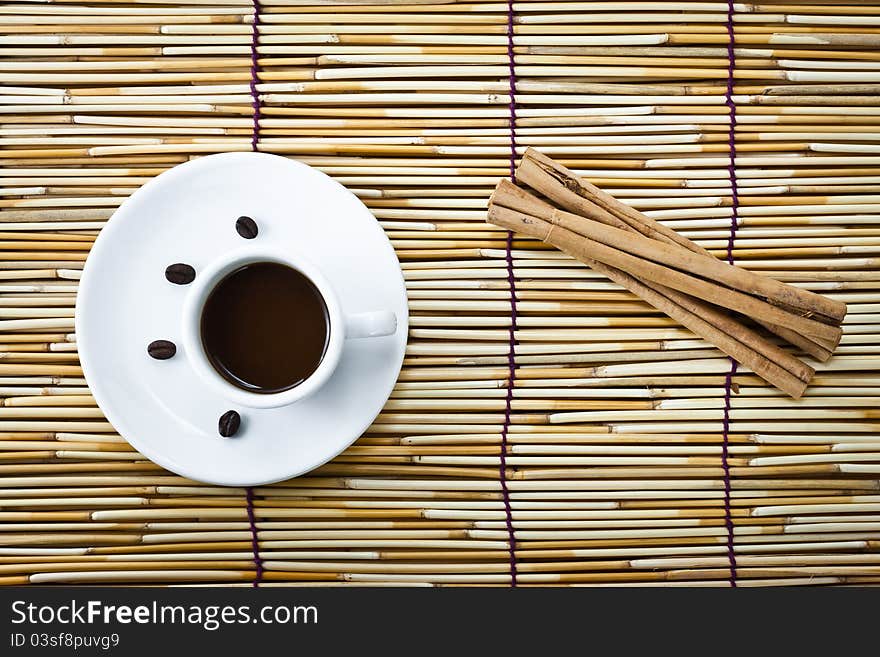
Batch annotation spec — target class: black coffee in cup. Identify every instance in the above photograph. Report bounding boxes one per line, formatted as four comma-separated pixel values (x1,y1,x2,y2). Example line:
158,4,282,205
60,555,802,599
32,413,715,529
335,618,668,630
201,262,330,393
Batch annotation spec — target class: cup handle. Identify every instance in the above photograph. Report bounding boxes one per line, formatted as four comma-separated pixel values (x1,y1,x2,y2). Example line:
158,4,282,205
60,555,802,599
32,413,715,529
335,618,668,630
344,311,397,339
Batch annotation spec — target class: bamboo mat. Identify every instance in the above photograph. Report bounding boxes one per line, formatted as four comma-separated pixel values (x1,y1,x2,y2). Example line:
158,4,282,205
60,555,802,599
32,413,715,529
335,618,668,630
2,0,880,587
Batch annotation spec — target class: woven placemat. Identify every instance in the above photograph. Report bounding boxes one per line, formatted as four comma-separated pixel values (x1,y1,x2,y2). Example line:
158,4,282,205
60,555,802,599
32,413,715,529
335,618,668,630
2,0,880,586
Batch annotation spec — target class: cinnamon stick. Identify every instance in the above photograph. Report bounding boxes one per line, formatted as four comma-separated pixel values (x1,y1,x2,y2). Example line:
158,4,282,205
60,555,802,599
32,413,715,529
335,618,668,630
490,183,842,345
761,324,834,362
518,148,706,257
487,180,817,388
487,205,813,379
487,205,810,398
517,147,847,325
515,147,846,360
487,149,853,395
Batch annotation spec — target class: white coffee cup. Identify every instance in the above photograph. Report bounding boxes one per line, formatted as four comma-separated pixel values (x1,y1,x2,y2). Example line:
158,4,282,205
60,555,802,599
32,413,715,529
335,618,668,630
180,246,397,409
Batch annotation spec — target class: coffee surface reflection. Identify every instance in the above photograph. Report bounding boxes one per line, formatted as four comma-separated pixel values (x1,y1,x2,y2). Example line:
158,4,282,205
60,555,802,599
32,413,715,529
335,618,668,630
201,261,330,393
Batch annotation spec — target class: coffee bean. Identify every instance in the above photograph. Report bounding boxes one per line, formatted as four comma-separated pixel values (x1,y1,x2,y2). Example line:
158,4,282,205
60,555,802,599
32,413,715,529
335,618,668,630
165,263,196,285
218,410,241,437
147,339,176,360
235,216,259,239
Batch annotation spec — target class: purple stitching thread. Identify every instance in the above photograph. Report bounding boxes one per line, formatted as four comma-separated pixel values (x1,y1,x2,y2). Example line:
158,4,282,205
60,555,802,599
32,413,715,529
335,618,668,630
723,1,739,268
243,0,265,588
248,0,262,152
720,362,738,585
721,0,740,587
500,0,519,587
505,0,519,181
245,487,264,587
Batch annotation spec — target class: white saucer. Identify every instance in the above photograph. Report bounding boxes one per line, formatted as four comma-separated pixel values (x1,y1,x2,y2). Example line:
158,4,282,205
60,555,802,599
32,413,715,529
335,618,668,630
75,153,408,486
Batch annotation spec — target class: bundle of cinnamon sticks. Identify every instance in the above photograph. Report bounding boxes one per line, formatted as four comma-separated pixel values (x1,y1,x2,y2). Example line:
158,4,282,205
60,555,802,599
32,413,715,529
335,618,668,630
488,148,848,398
